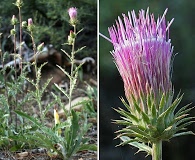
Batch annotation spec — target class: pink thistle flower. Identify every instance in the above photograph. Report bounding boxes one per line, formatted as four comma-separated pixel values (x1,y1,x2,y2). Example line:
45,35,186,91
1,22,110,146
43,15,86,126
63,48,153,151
107,9,194,157
11,15,18,25
27,18,34,32
28,18,33,26
68,7,77,20
109,8,174,104
68,7,78,25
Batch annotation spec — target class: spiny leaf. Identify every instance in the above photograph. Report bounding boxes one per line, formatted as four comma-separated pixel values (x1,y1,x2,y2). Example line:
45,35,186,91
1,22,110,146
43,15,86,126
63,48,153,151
131,95,141,114
173,131,195,138
159,93,166,112
175,121,195,133
113,107,139,123
78,144,97,152
74,46,86,54
120,136,152,155
56,64,72,80
120,97,133,113
176,117,195,127
54,83,69,99
61,49,71,59
157,95,183,130
113,119,132,126
175,104,193,117
115,131,148,142
151,103,157,119
73,62,84,77
141,111,150,124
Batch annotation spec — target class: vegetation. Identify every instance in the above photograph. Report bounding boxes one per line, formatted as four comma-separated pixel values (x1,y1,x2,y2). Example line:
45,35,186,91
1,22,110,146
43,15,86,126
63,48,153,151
0,0,97,159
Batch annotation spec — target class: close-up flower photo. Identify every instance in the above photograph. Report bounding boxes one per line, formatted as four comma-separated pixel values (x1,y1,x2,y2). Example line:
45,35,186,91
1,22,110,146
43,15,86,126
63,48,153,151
100,0,195,160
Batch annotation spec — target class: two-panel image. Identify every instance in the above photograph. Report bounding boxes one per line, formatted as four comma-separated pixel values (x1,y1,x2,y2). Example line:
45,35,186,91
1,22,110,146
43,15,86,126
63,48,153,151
0,0,194,160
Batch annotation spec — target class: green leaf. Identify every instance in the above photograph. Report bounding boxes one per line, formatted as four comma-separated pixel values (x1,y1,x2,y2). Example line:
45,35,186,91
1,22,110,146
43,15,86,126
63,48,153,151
78,144,97,152
113,107,139,123
54,83,69,99
175,104,193,117
120,136,152,155
175,121,195,133
159,93,166,112
15,110,55,137
176,117,195,127
61,49,71,59
74,46,86,54
120,97,133,113
56,64,72,80
15,110,41,127
141,111,150,124
173,131,195,138
131,95,141,114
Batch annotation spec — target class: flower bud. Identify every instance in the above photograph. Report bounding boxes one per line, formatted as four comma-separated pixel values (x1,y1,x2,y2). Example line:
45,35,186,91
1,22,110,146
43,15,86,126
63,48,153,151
67,30,75,45
22,21,27,28
10,28,16,35
15,0,23,8
11,15,18,25
37,42,44,52
27,18,34,32
68,7,78,26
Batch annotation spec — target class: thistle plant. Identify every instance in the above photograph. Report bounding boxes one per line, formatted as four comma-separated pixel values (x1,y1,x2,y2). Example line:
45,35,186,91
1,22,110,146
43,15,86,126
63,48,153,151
102,8,194,160
15,6,96,160
0,1,96,159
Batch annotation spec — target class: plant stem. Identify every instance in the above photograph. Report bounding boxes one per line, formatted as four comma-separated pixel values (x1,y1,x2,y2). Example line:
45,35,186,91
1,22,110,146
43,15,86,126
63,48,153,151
13,25,18,131
152,141,162,160
18,6,22,73
68,25,76,115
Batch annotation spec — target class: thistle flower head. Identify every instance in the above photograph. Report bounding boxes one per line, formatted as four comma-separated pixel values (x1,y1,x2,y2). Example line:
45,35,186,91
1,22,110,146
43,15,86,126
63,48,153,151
68,7,77,19
109,8,174,104
27,18,34,32
37,42,44,52
68,7,78,25
108,8,194,154
11,15,18,25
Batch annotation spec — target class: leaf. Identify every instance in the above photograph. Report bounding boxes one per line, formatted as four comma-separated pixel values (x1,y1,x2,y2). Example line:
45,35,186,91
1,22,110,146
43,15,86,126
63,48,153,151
54,83,69,99
173,131,195,138
120,136,152,155
113,107,139,123
175,104,193,117
74,46,86,54
56,64,72,80
73,62,84,76
15,110,55,137
120,97,133,113
158,93,166,112
78,144,97,152
61,49,71,59
131,95,142,114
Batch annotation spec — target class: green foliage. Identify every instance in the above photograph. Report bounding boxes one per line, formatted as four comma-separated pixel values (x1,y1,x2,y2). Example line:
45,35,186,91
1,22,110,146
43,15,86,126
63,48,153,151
114,92,194,156
0,0,97,58
0,1,96,159
15,109,96,159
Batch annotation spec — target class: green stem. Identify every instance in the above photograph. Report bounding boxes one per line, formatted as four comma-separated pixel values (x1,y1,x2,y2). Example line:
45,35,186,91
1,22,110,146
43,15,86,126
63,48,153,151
68,25,76,115
152,141,162,160
18,6,23,73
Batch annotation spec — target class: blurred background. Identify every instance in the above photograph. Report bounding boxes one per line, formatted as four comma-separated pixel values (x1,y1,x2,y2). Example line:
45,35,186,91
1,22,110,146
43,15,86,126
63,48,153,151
0,0,97,60
99,0,195,160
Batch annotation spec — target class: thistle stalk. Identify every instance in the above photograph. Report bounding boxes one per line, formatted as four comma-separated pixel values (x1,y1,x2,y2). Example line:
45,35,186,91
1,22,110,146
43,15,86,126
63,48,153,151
68,7,78,115
69,27,76,115
152,141,162,160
